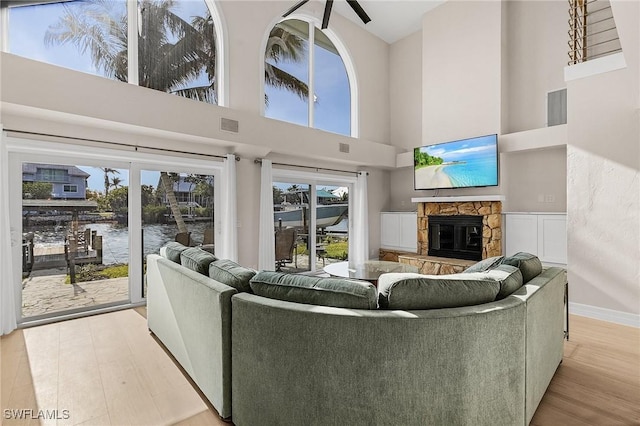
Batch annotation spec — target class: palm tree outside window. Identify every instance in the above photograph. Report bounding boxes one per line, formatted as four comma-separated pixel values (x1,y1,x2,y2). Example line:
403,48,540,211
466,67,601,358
264,18,352,137
5,0,219,104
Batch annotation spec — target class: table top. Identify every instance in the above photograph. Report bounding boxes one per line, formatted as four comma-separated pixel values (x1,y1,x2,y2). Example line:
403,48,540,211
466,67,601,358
323,260,420,282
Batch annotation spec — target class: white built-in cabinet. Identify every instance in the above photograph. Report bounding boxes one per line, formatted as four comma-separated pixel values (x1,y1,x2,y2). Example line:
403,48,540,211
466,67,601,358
380,212,418,253
504,213,567,265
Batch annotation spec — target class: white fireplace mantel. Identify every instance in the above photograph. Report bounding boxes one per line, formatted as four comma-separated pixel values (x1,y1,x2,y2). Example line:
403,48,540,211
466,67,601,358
411,195,505,203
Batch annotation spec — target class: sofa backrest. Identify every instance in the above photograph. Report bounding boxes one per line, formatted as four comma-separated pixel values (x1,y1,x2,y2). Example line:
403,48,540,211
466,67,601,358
250,271,378,310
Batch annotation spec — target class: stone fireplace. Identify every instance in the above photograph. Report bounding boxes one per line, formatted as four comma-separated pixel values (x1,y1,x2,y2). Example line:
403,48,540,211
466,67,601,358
379,197,503,275
427,215,483,261
418,201,502,260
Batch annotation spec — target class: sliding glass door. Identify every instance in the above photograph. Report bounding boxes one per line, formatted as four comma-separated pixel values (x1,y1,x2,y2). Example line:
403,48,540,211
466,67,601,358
8,138,221,324
272,173,352,273
19,160,131,321
140,169,216,297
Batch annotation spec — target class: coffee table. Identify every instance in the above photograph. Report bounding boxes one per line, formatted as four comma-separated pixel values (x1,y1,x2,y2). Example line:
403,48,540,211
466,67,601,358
324,260,419,286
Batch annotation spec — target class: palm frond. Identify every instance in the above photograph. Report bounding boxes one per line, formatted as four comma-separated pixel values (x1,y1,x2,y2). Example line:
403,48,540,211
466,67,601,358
171,85,217,104
265,63,309,101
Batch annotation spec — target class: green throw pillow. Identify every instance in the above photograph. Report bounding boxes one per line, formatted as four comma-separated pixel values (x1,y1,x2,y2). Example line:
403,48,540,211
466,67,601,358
250,271,377,310
378,272,500,310
501,252,542,283
485,264,523,299
464,255,505,273
161,241,188,264
209,259,256,293
180,247,217,275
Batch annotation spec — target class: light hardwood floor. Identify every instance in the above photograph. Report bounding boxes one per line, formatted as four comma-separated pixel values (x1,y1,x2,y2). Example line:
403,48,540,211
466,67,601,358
2,311,639,425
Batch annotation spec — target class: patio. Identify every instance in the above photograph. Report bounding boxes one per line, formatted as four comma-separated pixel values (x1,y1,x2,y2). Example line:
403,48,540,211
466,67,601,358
21,267,128,318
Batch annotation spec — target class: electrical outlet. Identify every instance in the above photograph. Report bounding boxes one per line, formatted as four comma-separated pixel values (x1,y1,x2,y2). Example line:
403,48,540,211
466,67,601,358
545,194,555,203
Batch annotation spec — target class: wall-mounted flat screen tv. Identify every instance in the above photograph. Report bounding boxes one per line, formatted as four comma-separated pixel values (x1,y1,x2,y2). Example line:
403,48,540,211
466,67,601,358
414,134,498,190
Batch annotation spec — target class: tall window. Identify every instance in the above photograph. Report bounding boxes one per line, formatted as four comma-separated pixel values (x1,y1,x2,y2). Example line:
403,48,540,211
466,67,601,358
264,18,351,137
4,0,221,104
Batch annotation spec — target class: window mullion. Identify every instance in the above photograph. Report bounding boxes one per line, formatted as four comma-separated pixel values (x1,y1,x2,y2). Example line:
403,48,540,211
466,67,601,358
127,0,139,86
308,21,315,128
0,6,8,52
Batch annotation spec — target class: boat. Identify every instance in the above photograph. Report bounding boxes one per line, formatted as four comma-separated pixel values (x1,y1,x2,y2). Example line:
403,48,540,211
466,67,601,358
274,204,348,229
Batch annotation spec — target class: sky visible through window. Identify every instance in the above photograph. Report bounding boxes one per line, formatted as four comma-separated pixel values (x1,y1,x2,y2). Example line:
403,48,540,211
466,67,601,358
265,26,350,137
8,0,209,82
8,1,350,140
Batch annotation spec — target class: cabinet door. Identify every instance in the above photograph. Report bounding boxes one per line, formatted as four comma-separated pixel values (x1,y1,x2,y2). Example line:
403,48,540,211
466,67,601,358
538,215,567,264
380,213,400,248
505,214,538,255
399,213,418,252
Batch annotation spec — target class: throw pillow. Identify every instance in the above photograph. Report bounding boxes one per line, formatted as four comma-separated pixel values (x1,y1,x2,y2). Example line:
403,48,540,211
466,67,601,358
209,259,256,293
249,271,377,310
484,264,523,299
464,255,505,273
378,272,500,310
501,252,542,283
180,247,217,275
161,241,189,264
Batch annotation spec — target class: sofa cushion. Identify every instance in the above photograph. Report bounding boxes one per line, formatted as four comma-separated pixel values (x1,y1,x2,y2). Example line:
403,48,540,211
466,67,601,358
180,247,217,275
464,255,504,273
249,271,377,310
209,259,256,293
161,241,189,264
485,264,523,299
501,252,542,283
378,272,501,310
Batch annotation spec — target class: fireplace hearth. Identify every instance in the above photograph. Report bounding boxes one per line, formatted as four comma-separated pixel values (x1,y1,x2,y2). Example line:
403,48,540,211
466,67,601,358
428,215,483,261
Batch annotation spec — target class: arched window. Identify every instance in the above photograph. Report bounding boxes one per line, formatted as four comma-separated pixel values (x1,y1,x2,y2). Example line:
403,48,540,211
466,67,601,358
264,18,353,137
3,0,224,105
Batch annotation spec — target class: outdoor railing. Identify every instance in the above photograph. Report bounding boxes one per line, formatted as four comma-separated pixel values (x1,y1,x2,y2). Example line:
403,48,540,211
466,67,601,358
568,0,621,65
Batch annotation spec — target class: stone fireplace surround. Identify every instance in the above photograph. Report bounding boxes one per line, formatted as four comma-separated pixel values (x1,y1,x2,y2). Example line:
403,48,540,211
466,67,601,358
380,196,504,275
418,200,502,259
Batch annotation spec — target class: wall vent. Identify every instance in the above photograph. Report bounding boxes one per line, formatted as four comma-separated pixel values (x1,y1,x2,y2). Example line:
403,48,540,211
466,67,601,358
220,117,239,133
547,88,567,127
339,143,350,153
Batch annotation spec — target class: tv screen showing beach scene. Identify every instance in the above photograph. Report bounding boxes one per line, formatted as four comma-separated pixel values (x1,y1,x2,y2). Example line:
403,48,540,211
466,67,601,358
414,134,498,190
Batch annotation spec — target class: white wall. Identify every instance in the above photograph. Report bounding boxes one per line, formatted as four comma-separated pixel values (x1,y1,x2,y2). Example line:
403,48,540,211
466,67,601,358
566,0,640,320
504,0,567,133
422,1,502,144
390,31,422,151
502,146,567,212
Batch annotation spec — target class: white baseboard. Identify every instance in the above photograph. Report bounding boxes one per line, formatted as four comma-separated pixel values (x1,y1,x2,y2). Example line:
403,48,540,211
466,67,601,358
569,302,640,328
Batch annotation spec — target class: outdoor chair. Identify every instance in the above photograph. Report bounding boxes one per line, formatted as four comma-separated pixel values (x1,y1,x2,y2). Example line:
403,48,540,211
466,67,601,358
275,228,297,271
201,227,215,254
175,232,191,246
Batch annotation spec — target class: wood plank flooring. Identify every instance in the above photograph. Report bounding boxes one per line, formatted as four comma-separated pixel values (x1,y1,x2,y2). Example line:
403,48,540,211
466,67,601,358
2,311,638,425
531,315,640,425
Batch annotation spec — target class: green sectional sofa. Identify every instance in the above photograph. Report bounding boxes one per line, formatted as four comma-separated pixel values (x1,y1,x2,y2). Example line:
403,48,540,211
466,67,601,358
146,244,566,425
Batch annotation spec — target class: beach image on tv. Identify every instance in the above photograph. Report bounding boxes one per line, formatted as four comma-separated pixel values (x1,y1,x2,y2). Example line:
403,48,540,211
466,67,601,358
414,135,498,190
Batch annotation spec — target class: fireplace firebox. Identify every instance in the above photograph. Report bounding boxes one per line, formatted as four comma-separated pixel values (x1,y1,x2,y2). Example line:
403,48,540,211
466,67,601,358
428,215,483,261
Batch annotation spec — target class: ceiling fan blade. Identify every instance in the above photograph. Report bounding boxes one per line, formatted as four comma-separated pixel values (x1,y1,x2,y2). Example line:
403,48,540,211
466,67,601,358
282,0,309,18
346,0,371,24
322,0,334,29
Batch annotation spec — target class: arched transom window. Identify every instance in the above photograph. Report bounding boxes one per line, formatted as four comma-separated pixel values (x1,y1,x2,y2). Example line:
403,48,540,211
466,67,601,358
264,18,352,137
4,0,223,105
